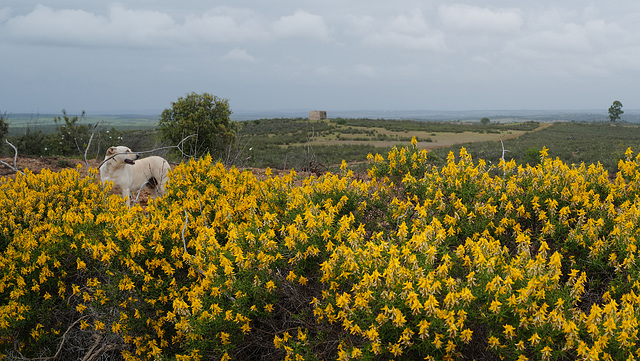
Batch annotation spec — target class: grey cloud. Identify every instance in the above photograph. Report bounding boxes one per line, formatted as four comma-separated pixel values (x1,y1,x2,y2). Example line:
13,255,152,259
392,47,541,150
2,4,332,47
177,6,273,44
272,10,332,42
438,4,523,33
222,48,257,62
5,4,176,47
3,1,640,113
0,7,11,23
350,9,447,52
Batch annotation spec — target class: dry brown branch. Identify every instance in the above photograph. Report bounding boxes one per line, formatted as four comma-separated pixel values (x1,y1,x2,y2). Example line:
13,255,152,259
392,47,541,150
1,139,21,174
132,180,151,206
133,134,197,158
96,134,197,170
500,139,509,162
82,123,100,169
80,334,120,361
13,316,88,361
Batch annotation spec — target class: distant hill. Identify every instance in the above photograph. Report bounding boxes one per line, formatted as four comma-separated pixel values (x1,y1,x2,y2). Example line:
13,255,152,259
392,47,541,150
232,109,640,123
4,109,640,130
3,113,159,134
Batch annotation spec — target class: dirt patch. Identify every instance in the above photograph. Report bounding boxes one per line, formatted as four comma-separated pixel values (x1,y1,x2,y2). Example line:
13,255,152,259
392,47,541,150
0,156,154,207
0,156,98,177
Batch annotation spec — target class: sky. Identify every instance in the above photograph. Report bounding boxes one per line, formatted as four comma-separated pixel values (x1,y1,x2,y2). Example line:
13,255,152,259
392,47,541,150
1,1,639,116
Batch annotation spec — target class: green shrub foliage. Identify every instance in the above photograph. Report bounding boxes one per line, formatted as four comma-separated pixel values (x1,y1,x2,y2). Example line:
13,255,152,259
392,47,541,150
3,142,640,360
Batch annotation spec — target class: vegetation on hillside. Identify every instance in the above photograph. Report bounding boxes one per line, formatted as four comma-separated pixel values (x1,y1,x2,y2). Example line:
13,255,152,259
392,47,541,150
232,118,538,171
3,140,640,360
3,111,640,177
440,122,640,173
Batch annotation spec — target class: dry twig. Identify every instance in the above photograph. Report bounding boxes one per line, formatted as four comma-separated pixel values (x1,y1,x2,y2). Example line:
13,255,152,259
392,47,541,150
0,139,22,174
13,316,88,361
97,134,197,170
82,123,100,169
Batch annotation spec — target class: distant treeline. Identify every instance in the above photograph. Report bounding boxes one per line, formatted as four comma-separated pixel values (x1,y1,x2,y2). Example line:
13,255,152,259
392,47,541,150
5,114,640,176
337,118,541,133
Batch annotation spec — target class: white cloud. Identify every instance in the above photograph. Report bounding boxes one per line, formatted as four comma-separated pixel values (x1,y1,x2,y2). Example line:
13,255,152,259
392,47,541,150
3,1,640,112
222,48,256,62
388,8,431,34
470,55,491,65
314,66,332,75
7,5,108,45
352,9,446,52
438,4,523,33
389,63,422,78
108,5,176,44
182,7,269,43
5,4,176,47
3,5,332,47
355,64,377,78
513,23,592,54
272,10,331,42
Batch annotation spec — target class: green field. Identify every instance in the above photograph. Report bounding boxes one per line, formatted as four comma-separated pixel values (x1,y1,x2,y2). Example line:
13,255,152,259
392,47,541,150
234,118,640,175
435,122,640,174
3,113,640,175
233,118,541,171
5,113,158,134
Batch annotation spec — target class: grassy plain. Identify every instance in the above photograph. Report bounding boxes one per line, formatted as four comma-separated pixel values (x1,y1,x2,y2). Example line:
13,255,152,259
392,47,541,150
235,118,541,171
236,118,640,175
4,112,640,175
5,113,157,135
437,122,640,174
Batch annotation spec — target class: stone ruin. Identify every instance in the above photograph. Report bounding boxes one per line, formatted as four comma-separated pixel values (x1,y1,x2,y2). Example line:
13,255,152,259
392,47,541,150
309,111,327,120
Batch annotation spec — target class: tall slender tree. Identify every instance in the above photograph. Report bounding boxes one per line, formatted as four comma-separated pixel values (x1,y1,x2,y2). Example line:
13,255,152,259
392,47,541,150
608,100,624,123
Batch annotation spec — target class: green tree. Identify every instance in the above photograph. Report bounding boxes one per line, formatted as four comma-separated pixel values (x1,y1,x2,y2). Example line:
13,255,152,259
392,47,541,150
480,117,490,125
159,92,237,159
608,100,624,123
13,128,48,156
53,109,93,156
0,112,8,141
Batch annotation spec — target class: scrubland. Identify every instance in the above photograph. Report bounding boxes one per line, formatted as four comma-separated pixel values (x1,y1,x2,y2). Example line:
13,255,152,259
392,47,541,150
3,137,640,360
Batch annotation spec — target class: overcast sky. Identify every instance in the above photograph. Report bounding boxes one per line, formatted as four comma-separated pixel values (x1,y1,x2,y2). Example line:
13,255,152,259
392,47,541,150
1,1,639,115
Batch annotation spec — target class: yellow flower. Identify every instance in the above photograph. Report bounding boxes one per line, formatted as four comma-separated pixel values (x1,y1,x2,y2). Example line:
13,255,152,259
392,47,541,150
220,332,230,345
488,336,500,349
389,342,403,356
540,146,549,158
265,280,277,292
489,299,502,314
241,322,251,334
391,307,407,328
460,328,473,343
528,332,541,346
503,324,515,340
433,333,444,349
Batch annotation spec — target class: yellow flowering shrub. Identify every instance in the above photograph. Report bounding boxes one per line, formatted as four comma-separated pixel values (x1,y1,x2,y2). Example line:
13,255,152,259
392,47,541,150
4,142,640,360
0,166,127,358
